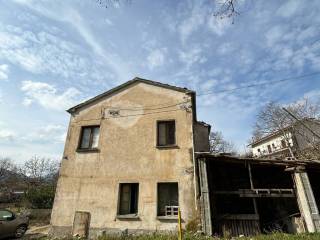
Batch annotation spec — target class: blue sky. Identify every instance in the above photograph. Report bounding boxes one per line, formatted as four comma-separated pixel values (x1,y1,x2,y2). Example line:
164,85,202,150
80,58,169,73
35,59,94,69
0,0,320,163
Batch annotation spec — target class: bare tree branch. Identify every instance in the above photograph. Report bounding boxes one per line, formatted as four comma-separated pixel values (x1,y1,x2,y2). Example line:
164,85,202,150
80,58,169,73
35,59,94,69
251,98,320,160
210,131,236,154
20,156,59,186
213,0,240,23
94,0,131,8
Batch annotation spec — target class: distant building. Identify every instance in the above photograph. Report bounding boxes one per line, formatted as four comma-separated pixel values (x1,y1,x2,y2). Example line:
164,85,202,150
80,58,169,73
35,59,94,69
250,119,320,158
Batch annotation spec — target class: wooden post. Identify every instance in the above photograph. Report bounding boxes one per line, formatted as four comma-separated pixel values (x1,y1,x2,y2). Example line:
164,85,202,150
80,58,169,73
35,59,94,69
178,207,183,240
293,171,320,232
198,158,212,235
248,163,258,214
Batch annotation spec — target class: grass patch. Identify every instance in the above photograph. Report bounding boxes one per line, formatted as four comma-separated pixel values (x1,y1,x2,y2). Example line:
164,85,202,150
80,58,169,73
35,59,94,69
37,232,320,240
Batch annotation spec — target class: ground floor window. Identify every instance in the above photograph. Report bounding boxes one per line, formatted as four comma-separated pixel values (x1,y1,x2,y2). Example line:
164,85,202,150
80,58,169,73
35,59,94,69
118,183,139,215
157,182,179,216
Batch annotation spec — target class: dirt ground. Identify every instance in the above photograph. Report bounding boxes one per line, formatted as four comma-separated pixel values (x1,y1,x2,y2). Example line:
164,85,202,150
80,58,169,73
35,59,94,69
23,223,50,239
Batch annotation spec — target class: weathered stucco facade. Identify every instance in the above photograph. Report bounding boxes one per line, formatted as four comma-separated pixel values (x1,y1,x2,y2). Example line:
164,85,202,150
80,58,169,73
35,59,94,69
50,78,210,237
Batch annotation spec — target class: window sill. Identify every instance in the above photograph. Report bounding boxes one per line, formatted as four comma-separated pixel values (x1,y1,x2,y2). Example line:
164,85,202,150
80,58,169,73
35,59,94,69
116,214,140,220
156,145,179,150
76,148,100,153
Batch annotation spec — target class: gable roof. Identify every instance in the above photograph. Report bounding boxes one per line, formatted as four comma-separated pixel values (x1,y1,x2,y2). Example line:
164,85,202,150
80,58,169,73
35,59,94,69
67,77,196,116
249,126,292,147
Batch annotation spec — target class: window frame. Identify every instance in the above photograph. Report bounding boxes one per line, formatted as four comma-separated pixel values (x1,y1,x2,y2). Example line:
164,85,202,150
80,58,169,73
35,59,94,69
117,183,139,217
156,120,176,148
157,182,179,218
77,125,100,152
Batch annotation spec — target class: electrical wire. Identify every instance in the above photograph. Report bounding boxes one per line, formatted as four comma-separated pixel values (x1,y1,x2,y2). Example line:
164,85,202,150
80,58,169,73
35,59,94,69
106,100,190,111
197,71,320,96
73,108,185,123
105,108,185,119
102,72,320,111
72,71,319,121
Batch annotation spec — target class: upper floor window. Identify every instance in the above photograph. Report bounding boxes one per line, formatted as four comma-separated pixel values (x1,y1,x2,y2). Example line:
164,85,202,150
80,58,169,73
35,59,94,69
267,144,272,153
157,120,176,147
79,126,100,150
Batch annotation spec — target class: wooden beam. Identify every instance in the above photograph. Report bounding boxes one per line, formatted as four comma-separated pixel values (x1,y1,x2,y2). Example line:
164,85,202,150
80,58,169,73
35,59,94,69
213,188,295,198
248,163,258,214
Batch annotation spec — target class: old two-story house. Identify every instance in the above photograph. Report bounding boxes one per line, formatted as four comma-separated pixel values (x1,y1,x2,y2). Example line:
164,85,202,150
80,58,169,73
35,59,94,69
250,119,320,158
50,78,210,237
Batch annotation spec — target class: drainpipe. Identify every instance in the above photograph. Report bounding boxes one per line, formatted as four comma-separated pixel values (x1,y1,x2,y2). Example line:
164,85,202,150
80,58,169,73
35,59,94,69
191,111,198,211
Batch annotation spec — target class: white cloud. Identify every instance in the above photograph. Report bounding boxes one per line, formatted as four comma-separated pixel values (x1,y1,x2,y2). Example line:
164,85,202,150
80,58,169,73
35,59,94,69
296,26,317,43
277,0,303,18
265,25,284,46
0,26,100,80
26,124,66,143
21,80,80,111
0,122,66,162
179,3,206,43
200,79,219,92
179,47,206,68
207,68,223,77
147,48,167,69
208,15,231,36
217,43,236,55
303,89,320,102
13,0,132,82
0,129,15,141
105,18,113,26
0,64,9,81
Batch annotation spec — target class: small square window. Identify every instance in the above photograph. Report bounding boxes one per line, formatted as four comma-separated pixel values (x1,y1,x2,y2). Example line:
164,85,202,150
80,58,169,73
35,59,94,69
157,182,178,216
78,126,100,150
118,183,139,215
157,120,176,147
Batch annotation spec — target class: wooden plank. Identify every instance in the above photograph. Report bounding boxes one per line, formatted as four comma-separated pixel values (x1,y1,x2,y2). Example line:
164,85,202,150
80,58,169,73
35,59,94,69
217,214,259,220
198,158,212,235
218,218,260,237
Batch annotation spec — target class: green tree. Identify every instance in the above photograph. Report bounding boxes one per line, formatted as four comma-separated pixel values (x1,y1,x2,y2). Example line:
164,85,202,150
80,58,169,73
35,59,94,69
25,185,56,209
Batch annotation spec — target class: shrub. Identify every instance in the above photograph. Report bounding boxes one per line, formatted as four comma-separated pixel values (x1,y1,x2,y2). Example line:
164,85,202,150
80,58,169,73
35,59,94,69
25,185,55,209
